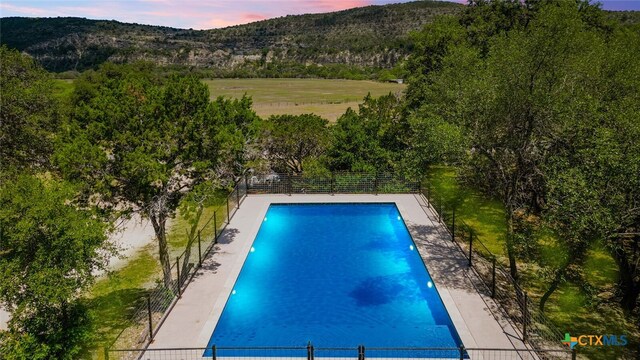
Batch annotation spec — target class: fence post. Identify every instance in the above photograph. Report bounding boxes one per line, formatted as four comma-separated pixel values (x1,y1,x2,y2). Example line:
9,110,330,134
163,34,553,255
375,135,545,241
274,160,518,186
307,341,314,360
458,345,464,360
374,173,378,195
176,256,182,298
523,291,528,342
288,174,292,196
212,345,217,360
468,230,473,267
236,183,240,208
438,197,442,222
492,256,496,298
104,347,110,360
244,173,249,194
198,230,202,266
213,212,217,242
571,348,576,360
147,294,154,343
358,345,365,360
331,173,335,195
226,197,230,224
451,208,456,242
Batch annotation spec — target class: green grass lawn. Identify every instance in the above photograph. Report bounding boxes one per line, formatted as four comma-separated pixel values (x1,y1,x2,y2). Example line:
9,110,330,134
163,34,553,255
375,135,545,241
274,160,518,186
51,79,74,100
425,166,638,359
204,78,405,121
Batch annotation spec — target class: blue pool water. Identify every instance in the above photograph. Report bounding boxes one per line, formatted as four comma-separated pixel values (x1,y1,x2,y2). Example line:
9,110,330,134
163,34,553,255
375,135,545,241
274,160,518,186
206,203,463,354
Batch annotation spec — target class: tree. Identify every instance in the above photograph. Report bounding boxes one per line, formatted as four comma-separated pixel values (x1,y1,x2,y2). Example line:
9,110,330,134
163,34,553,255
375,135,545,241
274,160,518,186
0,174,110,359
55,63,221,289
540,25,640,311
327,94,406,172
0,46,60,171
261,114,329,173
210,95,261,179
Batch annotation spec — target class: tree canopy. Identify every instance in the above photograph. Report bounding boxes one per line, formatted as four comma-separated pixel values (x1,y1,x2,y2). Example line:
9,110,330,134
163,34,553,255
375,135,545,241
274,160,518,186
0,175,110,359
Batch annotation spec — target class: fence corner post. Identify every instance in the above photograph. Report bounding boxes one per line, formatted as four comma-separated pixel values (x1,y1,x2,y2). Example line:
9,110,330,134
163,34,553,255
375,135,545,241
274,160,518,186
212,344,217,360
458,345,464,360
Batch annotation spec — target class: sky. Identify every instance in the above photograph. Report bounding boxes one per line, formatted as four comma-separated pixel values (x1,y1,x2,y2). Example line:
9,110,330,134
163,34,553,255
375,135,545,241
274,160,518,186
1,0,639,30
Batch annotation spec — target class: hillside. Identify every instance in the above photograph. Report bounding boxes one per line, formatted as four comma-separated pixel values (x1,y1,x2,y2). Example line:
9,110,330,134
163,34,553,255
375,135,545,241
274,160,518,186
0,1,462,73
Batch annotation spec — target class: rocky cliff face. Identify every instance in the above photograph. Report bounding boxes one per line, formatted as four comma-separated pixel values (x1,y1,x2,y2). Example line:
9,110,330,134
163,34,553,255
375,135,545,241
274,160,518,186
0,1,462,72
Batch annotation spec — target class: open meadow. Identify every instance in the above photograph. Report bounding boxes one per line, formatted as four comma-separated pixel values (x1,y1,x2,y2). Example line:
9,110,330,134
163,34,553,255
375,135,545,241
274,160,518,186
204,78,406,121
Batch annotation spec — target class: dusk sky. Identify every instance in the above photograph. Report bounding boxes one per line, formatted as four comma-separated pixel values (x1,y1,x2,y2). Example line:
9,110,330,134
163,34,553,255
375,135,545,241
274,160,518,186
1,1,639,30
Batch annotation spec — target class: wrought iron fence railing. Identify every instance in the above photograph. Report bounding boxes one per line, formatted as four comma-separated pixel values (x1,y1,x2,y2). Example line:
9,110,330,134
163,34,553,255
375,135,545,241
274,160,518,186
420,187,566,353
105,344,575,360
246,172,420,194
107,178,248,353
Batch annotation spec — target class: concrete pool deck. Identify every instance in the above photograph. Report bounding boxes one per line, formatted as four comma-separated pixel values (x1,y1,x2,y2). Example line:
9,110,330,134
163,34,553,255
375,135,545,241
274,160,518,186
148,194,529,351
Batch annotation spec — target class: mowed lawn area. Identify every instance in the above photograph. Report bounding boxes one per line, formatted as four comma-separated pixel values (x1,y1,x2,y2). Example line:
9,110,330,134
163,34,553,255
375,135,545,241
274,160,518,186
204,78,406,121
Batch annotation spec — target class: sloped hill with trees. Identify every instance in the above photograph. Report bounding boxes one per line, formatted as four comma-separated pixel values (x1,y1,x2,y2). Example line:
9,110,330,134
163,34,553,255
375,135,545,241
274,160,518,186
0,1,462,74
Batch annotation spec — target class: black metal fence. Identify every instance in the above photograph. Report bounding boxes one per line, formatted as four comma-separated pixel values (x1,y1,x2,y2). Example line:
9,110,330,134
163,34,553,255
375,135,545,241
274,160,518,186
105,173,574,359
106,345,575,360
246,172,420,194
107,178,248,353
421,188,565,353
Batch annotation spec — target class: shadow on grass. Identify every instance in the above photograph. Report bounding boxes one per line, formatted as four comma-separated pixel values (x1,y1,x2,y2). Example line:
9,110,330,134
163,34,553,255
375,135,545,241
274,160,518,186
83,287,148,351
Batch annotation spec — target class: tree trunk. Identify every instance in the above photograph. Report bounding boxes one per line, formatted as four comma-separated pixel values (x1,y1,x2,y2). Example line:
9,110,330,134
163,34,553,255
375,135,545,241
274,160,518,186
540,264,569,312
150,214,172,290
614,246,640,312
180,206,203,281
506,215,519,280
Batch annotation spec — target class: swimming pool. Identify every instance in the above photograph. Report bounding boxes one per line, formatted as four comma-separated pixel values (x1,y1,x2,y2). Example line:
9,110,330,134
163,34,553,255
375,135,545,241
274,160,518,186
206,203,463,355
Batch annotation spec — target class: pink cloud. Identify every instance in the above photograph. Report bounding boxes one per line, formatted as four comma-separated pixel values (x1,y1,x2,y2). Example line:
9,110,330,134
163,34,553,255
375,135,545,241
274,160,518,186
0,0,418,29
311,0,370,12
242,13,267,21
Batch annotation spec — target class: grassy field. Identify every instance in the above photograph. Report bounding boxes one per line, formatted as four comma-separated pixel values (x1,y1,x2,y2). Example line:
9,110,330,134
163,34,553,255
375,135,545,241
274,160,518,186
204,78,406,121
55,78,405,122
426,166,638,359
